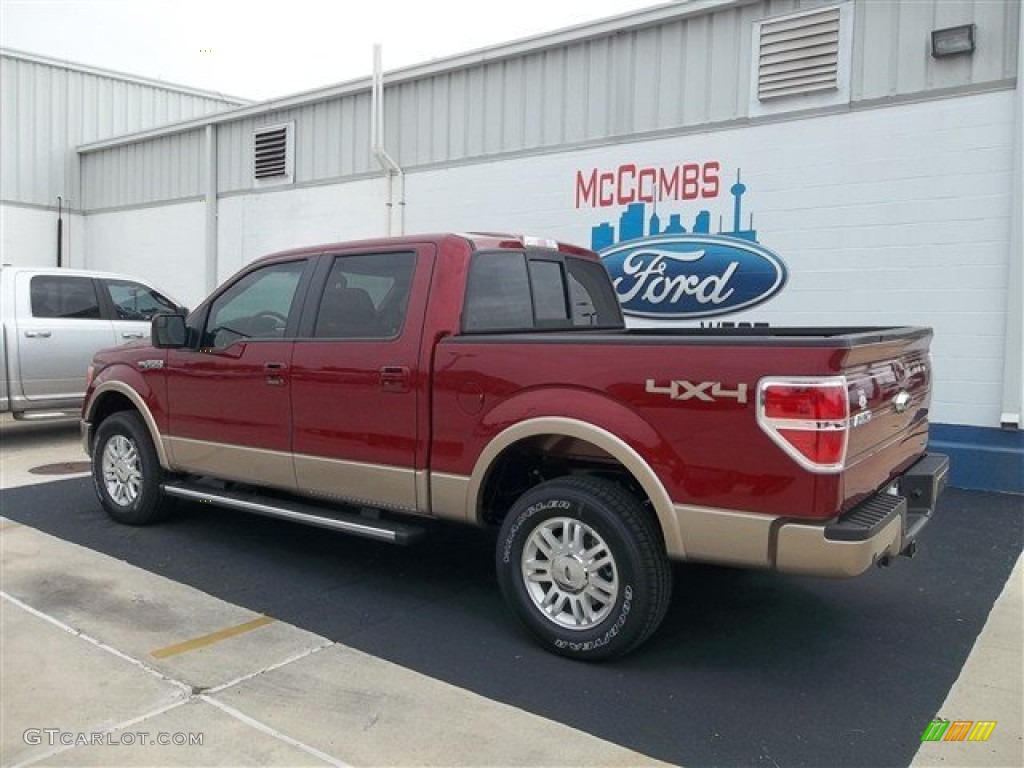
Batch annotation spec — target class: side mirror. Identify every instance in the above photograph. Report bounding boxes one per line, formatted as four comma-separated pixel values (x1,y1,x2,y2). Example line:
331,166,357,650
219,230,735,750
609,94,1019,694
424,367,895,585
152,312,188,348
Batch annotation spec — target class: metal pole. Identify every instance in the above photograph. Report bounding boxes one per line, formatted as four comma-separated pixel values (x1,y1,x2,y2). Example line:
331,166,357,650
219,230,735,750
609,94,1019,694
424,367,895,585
56,196,63,268
205,124,219,293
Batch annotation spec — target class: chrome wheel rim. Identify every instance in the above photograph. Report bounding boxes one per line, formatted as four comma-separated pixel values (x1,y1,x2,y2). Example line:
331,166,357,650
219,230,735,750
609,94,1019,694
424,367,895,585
101,435,141,507
521,516,619,631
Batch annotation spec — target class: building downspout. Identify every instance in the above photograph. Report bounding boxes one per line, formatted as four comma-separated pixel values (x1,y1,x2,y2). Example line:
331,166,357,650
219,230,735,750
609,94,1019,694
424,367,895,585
371,44,405,236
205,124,219,294
1000,10,1023,430
56,196,63,268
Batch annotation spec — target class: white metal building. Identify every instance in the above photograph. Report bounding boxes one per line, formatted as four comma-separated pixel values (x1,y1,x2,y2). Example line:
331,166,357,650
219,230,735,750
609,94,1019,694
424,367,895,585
0,48,247,270
1,0,1021,492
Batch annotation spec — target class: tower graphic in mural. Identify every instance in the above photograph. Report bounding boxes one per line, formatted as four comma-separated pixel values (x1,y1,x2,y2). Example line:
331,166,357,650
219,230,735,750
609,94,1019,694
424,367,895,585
591,170,758,250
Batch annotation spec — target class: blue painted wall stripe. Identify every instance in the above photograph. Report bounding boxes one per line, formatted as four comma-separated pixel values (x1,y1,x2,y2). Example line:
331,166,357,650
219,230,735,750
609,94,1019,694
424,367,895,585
929,424,1023,495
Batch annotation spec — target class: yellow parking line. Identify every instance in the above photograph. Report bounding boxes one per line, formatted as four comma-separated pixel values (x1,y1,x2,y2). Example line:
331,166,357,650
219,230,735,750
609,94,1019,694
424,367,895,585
151,615,276,659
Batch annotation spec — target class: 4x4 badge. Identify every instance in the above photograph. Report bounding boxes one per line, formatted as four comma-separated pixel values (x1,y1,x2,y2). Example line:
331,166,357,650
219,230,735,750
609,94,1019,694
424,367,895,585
646,379,748,404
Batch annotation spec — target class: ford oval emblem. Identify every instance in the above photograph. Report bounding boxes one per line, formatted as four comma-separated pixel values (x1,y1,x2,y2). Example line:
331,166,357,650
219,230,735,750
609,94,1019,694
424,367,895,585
600,235,788,319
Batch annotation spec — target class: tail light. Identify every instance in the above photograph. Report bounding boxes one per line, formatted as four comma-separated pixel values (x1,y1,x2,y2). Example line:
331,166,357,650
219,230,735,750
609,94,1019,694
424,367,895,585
757,377,849,472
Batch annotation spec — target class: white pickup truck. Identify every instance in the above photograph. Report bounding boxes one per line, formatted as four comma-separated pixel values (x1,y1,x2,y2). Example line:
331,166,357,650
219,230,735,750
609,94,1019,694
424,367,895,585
1,266,182,419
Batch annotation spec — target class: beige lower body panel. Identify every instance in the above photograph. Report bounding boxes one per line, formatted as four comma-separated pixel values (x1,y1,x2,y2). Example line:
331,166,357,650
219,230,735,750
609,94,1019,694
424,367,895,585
429,472,473,524
672,502,903,578
162,431,899,578
672,505,776,566
167,437,419,513
294,454,417,513
168,437,296,490
774,516,903,578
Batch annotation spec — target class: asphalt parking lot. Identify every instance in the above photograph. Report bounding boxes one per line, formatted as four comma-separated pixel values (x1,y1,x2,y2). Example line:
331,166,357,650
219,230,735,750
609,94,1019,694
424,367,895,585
2,421,1022,767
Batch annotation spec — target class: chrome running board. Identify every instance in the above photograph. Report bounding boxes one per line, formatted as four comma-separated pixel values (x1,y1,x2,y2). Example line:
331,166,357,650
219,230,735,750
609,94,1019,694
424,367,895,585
162,481,424,545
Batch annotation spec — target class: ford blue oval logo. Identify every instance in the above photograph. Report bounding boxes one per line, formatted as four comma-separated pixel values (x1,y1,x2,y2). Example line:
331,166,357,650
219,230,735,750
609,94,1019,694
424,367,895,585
600,235,788,319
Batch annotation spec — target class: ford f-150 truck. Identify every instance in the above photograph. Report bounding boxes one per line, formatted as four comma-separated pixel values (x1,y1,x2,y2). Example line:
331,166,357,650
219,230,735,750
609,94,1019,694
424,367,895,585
82,233,948,659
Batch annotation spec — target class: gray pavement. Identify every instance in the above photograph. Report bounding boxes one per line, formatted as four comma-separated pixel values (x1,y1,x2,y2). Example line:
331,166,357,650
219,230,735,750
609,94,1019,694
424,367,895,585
1,417,1021,767
1,417,666,767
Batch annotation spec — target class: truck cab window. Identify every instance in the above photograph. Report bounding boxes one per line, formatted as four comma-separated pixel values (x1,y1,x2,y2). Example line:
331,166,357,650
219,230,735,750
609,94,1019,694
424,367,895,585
464,252,623,332
463,253,533,332
528,260,569,325
30,275,102,320
314,252,415,339
203,261,305,348
565,258,623,328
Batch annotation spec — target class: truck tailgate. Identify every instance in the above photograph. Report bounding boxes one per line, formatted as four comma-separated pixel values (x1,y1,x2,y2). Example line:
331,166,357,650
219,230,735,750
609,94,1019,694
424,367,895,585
841,329,933,509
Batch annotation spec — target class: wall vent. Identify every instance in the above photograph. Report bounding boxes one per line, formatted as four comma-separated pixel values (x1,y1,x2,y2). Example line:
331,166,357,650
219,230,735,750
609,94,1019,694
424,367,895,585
757,6,841,101
253,123,293,184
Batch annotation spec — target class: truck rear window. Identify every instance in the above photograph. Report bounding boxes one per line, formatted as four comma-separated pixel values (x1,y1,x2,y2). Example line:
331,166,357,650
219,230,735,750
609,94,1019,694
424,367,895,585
463,252,623,333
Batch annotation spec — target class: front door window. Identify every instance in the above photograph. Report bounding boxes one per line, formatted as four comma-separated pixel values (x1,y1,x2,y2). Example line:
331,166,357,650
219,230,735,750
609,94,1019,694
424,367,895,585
203,262,305,349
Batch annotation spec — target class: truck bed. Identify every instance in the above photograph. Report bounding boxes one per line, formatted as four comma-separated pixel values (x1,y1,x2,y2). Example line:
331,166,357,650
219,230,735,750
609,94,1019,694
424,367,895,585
436,324,933,521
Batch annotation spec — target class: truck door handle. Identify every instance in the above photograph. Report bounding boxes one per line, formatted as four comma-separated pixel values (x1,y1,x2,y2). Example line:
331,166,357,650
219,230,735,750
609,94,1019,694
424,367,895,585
379,366,410,393
121,332,145,339
264,361,287,386
24,330,51,338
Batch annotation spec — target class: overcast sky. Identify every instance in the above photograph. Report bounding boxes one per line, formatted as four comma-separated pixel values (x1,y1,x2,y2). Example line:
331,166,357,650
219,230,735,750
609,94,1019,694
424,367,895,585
2,0,664,102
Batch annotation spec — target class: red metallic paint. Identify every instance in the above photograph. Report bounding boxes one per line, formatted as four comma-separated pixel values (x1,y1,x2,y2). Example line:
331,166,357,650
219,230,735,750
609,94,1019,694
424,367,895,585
290,243,438,472
87,343,170,432
163,340,295,452
83,233,934,526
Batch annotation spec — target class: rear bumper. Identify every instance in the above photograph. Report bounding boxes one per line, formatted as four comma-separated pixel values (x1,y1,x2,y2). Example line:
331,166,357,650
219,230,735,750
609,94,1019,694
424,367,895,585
774,453,949,577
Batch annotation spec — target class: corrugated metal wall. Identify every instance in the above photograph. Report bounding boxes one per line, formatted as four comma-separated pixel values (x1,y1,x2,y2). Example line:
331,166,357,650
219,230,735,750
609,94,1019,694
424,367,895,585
81,0,1020,207
0,52,242,208
852,0,1019,101
216,93,375,193
82,130,206,211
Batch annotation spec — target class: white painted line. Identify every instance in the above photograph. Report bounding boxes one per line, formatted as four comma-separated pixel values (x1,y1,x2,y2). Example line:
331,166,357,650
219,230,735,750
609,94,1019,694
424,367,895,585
202,695,351,768
8,699,189,768
204,638,335,695
0,591,193,694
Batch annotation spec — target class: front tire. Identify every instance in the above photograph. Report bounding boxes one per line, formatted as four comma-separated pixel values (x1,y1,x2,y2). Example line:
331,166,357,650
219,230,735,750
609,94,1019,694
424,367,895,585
496,475,672,661
92,411,175,525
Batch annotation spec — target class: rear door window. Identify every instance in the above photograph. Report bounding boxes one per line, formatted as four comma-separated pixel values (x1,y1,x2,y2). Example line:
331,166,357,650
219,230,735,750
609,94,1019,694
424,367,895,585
314,252,416,339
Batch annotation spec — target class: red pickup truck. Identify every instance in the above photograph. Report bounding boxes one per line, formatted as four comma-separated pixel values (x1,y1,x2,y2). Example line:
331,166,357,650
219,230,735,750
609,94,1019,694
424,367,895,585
82,233,948,659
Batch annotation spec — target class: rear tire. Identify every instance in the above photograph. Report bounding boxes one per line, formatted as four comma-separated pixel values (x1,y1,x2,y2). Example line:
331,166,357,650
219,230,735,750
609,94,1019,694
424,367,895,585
92,411,175,525
496,475,672,661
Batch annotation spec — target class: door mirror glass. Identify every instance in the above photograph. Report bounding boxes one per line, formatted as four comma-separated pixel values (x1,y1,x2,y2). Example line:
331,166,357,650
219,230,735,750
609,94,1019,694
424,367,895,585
152,313,188,348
